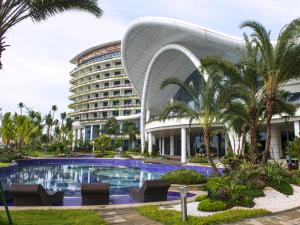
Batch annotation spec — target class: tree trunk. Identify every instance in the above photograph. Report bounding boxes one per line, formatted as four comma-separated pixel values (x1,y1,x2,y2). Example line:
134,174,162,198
249,107,258,164
0,31,5,70
241,127,246,155
203,128,220,175
261,95,275,165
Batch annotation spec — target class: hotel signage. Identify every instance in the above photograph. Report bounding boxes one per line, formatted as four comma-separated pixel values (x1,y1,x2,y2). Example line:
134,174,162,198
78,43,121,64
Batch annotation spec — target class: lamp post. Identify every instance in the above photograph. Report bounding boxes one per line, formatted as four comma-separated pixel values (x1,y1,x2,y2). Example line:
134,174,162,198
282,114,291,164
179,186,187,222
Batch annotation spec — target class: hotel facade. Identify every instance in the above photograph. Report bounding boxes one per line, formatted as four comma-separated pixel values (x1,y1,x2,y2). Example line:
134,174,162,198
69,41,141,146
121,17,300,163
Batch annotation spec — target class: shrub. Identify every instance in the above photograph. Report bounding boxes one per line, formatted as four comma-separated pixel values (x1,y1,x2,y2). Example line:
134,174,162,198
161,169,207,185
286,137,300,159
189,157,208,164
0,151,21,163
94,135,111,152
198,199,227,212
269,180,293,195
195,194,207,202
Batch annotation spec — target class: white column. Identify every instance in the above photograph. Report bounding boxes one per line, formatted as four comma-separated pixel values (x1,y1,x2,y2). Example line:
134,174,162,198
187,131,190,156
294,121,300,137
82,128,86,141
270,126,282,159
159,138,162,155
170,135,174,156
162,138,165,156
181,128,187,164
148,132,153,155
90,125,94,141
146,109,150,122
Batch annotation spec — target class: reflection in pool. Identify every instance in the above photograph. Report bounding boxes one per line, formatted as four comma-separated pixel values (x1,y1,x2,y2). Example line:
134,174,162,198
0,164,163,196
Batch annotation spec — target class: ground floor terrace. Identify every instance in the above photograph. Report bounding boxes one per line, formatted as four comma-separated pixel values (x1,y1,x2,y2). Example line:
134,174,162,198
145,116,300,163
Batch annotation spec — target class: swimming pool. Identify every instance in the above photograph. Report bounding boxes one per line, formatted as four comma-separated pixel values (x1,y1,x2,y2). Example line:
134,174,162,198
0,158,216,205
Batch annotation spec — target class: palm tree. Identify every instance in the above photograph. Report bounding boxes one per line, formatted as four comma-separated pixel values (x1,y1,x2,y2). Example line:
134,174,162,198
44,112,53,143
103,118,119,136
18,102,25,115
60,112,67,141
122,120,138,149
160,69,238,175
0,112,15,146
240,19,300,164
0,0,102,69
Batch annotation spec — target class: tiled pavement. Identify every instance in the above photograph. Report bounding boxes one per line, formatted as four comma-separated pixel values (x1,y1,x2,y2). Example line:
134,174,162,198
233,208,300,225
98,208,162,225
99,207,300,225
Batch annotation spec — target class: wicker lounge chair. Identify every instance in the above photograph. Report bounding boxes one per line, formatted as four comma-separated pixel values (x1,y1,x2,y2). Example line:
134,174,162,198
129,179,171,203
81,183,110,205
8,184,64,206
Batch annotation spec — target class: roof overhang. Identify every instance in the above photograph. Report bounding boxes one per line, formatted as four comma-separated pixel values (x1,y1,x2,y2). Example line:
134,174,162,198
122,17,243,116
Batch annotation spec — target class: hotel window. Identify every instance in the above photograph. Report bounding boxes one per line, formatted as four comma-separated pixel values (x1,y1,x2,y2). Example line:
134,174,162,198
103,101,108,107
124,100,132,105
112,111,119,116
123,110,131,115
115,61,121,66
87,95,90,99
96,74,100,78
97,65,101,70
88,85,91,90
104,82,109,87
94,103,98,108
136,99,141,104
94,113,97,117
103,92,109,97
95,93,99,98
136,109,141,114
113,100,119,106
113,90,120,96
86,114,89,119
125,80,130,84
102,112,107,118
89,77,91,80
87,104,89,109
124,90,132,95
105,63,110,68
114,71,121,76
114,80,120,86
95,84,99,88
105,73,110,77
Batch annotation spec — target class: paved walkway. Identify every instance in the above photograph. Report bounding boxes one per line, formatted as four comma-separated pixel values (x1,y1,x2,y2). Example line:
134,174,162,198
98,208,162,225
233,208,300,225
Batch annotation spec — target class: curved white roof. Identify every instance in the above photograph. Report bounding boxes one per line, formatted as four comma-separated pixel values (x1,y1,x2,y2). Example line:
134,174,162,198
122,17,243,116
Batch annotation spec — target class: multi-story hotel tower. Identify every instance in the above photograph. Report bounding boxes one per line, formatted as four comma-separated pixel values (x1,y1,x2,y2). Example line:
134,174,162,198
68,40,141,145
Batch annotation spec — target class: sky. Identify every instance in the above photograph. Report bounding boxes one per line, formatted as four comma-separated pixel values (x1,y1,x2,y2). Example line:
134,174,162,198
1,0,300,116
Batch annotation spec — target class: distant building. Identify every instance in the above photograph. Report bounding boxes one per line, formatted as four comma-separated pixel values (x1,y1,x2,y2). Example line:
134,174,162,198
69,41,141,147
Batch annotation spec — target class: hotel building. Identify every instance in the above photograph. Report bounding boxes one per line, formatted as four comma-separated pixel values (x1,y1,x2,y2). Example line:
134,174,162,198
69,41,141,145
121,17,300,163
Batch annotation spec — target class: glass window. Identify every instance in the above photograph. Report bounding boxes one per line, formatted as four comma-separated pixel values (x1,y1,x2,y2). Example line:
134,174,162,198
95,93,99,98
102,112,107,118
105,73,110,77
136,109,141,114
103,92,109,97
94,103,98,108
136,99,141,104
115,61,121,66
105,63,110,67
114,80,120,86
94,113,97,117
104,82,109,87
112,111,119,116
124,100,132,105
96,74,100,78
113,91,120,96
125,80,130,84
95,84,99,88
113,100,119,106
114,71,121,75
103,101,108,107
124,90,132,95
123,110,131,115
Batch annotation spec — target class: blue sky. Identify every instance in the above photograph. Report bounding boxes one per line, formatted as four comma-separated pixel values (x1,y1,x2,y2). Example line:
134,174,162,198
1,0,299,116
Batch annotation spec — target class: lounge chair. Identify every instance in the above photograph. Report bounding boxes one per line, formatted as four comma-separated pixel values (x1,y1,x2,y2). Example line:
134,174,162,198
8,184,64,206
81,183,109,205
129,179,171,203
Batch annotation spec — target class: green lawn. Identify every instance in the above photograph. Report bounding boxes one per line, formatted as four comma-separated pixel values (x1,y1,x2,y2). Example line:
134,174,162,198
0,163,10,167
0,209,107,225
137,206,270,225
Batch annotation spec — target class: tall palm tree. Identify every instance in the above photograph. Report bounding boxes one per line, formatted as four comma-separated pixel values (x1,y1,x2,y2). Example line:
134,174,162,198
103,117,119,136
0,112,15,146
160,69,238,175
44,112,53,143
0,0,102,69
240,19,300,164
122,120,138,149
18,102,25,115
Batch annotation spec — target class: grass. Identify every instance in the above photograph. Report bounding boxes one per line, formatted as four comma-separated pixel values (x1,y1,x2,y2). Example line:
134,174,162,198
137,206,270,225
0,162,10,167
0,209,107,225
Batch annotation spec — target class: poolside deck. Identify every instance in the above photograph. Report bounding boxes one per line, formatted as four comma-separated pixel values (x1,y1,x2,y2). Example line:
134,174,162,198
144,157,182,166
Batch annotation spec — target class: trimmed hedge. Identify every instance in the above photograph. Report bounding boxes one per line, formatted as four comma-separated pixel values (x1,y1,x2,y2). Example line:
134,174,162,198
198,199,227,212
161,169,207,185
137,206,270,225
189,157,208,164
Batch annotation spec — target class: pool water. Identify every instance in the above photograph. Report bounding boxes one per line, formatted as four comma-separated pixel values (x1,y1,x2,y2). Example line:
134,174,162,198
0,164,163,196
